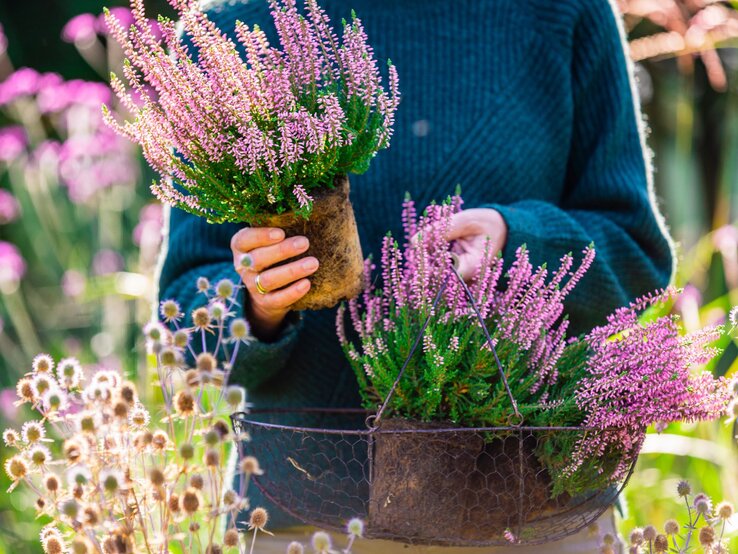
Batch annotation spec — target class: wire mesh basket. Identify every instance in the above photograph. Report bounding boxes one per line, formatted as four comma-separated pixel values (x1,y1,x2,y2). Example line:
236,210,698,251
230,264,640,546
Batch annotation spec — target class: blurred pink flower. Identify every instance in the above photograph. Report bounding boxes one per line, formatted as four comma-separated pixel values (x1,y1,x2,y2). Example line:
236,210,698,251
61,269,86,297
97,7,135,35
92,249,124,275
0,189,20,224
133,203,163,246
62,13,98,44
0,68,39,105
0,126,27,162
0,241,26,285
37,80,111,113
0,388,18,421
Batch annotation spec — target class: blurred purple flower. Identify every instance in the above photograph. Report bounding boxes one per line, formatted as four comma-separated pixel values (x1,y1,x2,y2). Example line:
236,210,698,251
133,203,163,246
92,249,124,275
0,189,20,224
0,388,18,421
0,126,27,162
0,241,26,285
97,7,135,35
61,269,86,297
62,13,98,44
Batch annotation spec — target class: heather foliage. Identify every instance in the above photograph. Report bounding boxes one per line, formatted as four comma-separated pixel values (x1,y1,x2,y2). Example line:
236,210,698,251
339,197,732,497
104,0,400,223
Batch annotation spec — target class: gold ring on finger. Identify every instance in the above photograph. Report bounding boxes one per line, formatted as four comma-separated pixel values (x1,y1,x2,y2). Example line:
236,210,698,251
254,273,268,295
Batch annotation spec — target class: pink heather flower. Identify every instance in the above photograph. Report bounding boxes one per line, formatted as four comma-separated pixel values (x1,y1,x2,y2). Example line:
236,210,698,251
97,7,135,35
0,189,21,224
62,13,98,44
133,203,163,247
104,0,399,222
61,270,87,298
293,184,313,209
0,241,26,286
0,126,27,162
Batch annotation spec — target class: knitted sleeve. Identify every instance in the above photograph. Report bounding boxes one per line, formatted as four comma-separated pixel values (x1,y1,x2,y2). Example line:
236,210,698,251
484,0,674,336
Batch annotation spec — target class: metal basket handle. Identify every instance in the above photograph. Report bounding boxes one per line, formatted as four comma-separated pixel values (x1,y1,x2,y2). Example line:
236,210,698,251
373,258,523,426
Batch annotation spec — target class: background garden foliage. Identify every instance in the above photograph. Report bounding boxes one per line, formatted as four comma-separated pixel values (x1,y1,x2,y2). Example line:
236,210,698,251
3,0,738,551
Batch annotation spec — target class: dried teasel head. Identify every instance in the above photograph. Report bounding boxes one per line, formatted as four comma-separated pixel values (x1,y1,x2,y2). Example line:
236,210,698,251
224,528,240,548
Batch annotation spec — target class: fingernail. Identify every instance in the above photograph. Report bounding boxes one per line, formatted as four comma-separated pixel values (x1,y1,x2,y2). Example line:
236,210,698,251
302,258,319,271
269,229,284,241
294,237,309,250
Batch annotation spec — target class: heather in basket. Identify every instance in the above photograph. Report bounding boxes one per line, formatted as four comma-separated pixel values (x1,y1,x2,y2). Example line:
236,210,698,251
338,195,732,507
103,0,400,309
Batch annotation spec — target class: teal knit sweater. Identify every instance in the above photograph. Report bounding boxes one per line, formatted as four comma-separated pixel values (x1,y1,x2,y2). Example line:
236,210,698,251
158,0,674,527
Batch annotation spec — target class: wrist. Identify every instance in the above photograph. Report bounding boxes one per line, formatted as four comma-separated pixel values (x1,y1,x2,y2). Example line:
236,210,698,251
246,301,288,342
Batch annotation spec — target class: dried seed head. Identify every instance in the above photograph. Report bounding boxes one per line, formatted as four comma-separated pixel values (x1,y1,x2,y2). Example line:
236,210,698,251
225,385,246,409
113,400,129,419
240,456,264,476
224,528,239,548
223,489,239,506
45,475,60,493
59,498,80,519
160,299,182,322
189,522,201,533
717,501,734,520
205,448,220,467
229,318,250,340
600,547,615,554
694,493,712,515
347,517,364,538
152,430,169,451
142,430,154,445
677,480,692,497
119,381,137,405
82,506,100,526
4,455,28,480
29,445,51,468
664,519,679,535
213,420,230,440
173,329,191,348
175,390,195,416
249,507,268,530
643,525,657,542
192,307,211,329
197,277,210,292
287,541,304,554
629,528,644,546
36,498,46,511
196,352,217,373
190,474,204,490
181,487,200,515
159,347,179,368
149,467,165,487
100,469,123,494
78,412,98,434
42,535,64,554
698,526,715,546
206,545,222,554
63,438,85,463
653,534,668,553
204,428,220,446
179,443,195,460
33,353,54,374
21,420,45,443
3,428,19,447
311,531,332,553
16,377,36,404
128,404,151,428
209,301,227,320
67,465,91,486
71,536,94,554
33,375,52,397
168,493,180,514
215,278,235,299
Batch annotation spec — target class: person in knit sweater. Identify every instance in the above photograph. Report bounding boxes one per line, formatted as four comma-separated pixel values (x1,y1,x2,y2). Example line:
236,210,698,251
158,0,674,551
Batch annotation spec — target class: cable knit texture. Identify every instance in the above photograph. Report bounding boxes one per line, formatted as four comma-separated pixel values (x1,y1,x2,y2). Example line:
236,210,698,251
158,0,674,527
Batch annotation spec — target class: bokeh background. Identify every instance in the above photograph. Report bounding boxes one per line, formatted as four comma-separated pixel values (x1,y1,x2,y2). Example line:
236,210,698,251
2,0,738,550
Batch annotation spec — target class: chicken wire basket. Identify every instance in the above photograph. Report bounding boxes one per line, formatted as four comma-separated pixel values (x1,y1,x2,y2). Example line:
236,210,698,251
230,265,640,546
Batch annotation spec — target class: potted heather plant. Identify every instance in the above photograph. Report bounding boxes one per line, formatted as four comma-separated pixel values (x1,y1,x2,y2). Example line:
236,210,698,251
103,0,400,310
337,195,732,542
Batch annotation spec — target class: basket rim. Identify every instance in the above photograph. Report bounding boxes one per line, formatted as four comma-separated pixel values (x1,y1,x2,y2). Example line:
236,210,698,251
229,408,600,434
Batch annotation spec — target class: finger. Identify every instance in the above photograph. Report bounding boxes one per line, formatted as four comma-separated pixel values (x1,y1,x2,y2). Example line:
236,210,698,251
236,236,310,273
250,279,312,311
231,227,285,254
255,257,319,292
456,251,481,281
445,211,481,242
